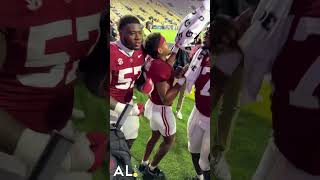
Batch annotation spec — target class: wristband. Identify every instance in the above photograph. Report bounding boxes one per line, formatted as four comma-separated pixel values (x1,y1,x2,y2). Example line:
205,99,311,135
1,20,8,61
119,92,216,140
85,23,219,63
114,102,126,114
14,129,50,167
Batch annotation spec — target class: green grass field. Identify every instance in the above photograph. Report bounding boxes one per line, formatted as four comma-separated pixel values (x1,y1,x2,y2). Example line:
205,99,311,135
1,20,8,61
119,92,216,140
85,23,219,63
218,82,272,180
152,29,177,44
152,29,205,45
74,83,108,180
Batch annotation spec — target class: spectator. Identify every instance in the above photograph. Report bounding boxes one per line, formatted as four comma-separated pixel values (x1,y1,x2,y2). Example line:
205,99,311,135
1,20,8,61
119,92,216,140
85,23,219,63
110,25,117,42
143,21,153,39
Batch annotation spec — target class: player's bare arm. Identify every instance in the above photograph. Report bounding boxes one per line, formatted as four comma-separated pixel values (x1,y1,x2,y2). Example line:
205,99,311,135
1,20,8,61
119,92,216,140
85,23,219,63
156,80,184,106
211,66,230,109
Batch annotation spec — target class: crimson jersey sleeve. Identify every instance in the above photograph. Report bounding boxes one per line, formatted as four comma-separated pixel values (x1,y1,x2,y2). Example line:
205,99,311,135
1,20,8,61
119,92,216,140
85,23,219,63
0,1,24,27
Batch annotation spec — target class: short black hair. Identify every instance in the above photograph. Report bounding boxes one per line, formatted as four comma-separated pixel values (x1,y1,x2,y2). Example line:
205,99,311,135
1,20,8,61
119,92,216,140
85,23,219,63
118,15,141,31
144,33,162,59
146,21,152,25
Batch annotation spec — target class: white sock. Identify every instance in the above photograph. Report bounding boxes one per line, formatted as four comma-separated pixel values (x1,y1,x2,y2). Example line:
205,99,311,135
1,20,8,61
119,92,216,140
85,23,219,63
141,160,149,166
197,174,204,180
149,164,157,171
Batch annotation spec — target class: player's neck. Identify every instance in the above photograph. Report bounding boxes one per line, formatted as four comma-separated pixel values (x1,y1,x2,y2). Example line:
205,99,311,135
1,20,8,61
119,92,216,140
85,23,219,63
116,40,134,57
158,54,167,61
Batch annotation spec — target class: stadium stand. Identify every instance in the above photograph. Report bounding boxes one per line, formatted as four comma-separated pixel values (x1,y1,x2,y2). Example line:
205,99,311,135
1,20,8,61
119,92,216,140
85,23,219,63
158,0,203,17
111,0,204,30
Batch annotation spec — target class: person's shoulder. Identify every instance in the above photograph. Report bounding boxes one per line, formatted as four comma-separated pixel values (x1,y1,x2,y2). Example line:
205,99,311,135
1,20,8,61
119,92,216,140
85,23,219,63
110,42,117,48
110,42,123,55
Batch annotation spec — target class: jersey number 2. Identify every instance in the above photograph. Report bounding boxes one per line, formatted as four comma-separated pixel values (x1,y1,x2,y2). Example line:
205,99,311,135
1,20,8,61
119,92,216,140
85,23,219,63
289,17,320,109
200,67,210,96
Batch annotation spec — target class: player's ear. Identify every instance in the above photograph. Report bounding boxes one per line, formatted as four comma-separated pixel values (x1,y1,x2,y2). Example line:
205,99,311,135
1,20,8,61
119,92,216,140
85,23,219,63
157,47,163,55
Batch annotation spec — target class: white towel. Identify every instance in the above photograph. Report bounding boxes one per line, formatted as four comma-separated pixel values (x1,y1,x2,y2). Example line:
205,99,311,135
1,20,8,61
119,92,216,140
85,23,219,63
238,0,294,104
185,48,209,93
175,2,210,52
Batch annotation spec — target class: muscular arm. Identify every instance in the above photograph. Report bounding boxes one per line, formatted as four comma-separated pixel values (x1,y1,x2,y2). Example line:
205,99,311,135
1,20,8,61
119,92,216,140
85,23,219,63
156,81,182,106
211,66,230,110
213,65,243,151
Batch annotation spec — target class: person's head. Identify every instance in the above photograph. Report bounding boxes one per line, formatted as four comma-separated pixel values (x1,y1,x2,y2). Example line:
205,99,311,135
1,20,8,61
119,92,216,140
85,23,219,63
144,33,170,60
211,15,239,54
118,15,142,50
146,21,153,30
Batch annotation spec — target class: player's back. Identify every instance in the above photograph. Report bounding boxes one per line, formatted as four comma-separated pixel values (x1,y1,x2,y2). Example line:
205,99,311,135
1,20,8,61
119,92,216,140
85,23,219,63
146,59,174,106
109,42,144,103
271,0,320,175
0,0,104,132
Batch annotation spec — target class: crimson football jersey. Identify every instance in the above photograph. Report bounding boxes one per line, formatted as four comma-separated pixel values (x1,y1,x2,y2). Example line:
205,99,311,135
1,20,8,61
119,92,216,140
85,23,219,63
0,0,104,132
146,59,174,106
271,0,320,175
193,51,211,117
109,42,144,103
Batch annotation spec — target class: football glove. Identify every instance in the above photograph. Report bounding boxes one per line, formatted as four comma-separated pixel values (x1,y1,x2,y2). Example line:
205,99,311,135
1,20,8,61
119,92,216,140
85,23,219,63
115,102,144,116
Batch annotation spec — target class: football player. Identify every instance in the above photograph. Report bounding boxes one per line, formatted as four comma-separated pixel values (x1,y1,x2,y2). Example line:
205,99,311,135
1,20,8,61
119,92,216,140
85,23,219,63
185,28,211,180
139,33,183,178
0,0,106,179
109,15,147,149
211,0,320,179
240,0,320,179
210,12,252,180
